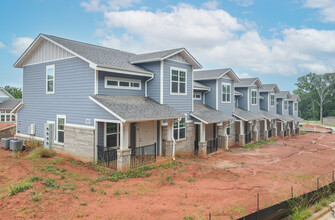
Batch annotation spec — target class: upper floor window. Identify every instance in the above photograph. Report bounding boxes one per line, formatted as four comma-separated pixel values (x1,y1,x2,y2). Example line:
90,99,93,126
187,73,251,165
193,92,201,100
173,118,186,140
284,100,288,110
251,89,257,105
222,83,231,103
294,102,298,112
270,94,275,107
171,68,187,95
105,77,141,90
46,65,55,94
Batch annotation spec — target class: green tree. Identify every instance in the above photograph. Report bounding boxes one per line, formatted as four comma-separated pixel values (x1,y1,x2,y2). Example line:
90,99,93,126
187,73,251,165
295,73,335,123
4,85,22,99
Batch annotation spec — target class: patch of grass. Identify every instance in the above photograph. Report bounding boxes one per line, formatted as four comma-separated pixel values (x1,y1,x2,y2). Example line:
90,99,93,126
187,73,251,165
31,192,42,202
288,207,311,220
161,176,174,185
299,130,307,135
113,189,120,196
27,175,42,182
90,187,96,192
187,177,196,182
11,151,22,158
8,181,33,196
243,139,276,149
80,202,87,206
43,178,57,188
26,147,55,159
40,164,66,175
295,174,312,181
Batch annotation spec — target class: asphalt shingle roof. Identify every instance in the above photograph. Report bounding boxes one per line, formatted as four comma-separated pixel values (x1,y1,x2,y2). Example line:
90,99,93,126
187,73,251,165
0,99,22,111
288,115,303,122
259,110,280,120
277,114,294,122
128,48,183,63
191,104,234,124
276,91,291,99
194,68,230,80
233,108,264,121
193,82,210,90
259,84,279,92
90,95,185,122
235,78,262,88
289,94,301,101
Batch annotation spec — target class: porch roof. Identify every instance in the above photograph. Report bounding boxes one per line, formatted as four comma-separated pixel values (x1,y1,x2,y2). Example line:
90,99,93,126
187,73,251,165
277,114,294,122
90,95,185,122
190,104,234,124
288,115,304,122
233,107,264,121
259,110,280,120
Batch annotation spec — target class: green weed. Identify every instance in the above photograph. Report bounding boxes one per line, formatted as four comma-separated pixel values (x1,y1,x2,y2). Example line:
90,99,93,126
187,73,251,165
8,181,33,196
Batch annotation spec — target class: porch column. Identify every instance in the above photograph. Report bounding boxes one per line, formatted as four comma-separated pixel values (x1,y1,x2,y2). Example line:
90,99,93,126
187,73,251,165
253,120,259,142
239,120,245,147
198,122,207,157
117,122,131,171
263,119,268,140
217,122,224,149
280,121,284,138
223,121,229,151
273,119,278,137
164,119,174,158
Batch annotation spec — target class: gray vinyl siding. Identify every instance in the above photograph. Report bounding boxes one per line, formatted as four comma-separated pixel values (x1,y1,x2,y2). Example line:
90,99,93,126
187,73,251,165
277,99,283,114
193,89,204,105
98,71,147,96
218,78,234,115
283,99,289,116
17,57,117,138
249,86,259,114
98,122,104,146
260,92,268,111
163,60,193,118
289,101,293,115
137,62,161,103
269,92,277,114
235,87,248,111
198,80,216,109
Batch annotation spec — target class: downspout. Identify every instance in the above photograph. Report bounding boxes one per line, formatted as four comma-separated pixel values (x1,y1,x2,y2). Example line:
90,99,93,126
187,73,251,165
203,89,211,105
224,121,229,151
145,74,154,97
171,121,176,160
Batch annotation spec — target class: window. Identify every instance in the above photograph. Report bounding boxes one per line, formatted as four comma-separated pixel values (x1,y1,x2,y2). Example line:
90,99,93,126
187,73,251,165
226,122,231,135
0,111,15,122
106,123,120,147
57,115,66,143
105,77,141,90
12,115,15,121
294,102,298,112
171,68,187,95
173,118,186,140
284,100,288,110
270,94,275,107
46,65,55,94
251,90,257,105
193,92,201,100
222,83,231,103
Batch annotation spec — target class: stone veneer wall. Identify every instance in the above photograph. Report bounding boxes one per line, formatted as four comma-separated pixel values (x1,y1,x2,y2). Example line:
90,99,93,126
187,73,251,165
323,117,335,125
0,125,16,138
64,125,95,161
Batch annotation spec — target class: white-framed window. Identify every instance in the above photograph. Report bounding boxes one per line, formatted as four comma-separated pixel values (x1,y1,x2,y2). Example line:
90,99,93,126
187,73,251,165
284,100,288,110
226,121,231,135
251,89,257,105
193,92,202,100
173,118,186,140
105,123,120,147
105,77,141,90
0,111,16,122
270,94,275,107
170,67,187,95
294,102,298,112
46,65,55,94
222,83,231,103
56,115,66,144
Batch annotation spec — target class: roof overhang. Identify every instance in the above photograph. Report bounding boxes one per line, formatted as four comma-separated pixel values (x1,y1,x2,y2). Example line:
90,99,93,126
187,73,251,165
193,87,210,91
219,68,241,83
11,101,24,114
252,78,264,89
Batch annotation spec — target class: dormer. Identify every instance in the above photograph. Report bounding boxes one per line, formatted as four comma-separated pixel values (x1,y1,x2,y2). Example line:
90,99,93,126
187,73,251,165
276,91,292,115
259,84,280,114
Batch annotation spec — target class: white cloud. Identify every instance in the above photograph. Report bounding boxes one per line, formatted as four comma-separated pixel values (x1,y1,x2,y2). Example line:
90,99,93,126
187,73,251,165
236,72,252,78
202,0,220,10
0,42,5,48
10,37,34,55
231,0,254,7
303,0,335,22
84,2,335,76
81,0,141,12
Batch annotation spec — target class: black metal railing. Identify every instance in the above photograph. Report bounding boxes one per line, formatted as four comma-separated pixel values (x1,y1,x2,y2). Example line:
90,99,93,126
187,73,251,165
295,128,299,134
97,145,118,170
268,129,272,138
194,141,199,156
284,130,287,137
207,138,218,155
130,143,156,169
245,133,252,144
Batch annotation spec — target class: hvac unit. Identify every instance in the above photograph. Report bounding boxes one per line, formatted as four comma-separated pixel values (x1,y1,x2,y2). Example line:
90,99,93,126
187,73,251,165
28,124,36,136
1,138,16,150
10,139,24,151
44,123,54,149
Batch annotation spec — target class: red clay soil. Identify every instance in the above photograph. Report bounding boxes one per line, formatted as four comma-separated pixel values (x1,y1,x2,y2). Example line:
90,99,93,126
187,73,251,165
0,133,335,219
302,124,333,133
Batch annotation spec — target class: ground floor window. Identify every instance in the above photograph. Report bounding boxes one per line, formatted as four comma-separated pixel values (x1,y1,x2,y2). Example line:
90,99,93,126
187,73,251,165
226,122,231,135
57,116,66,143
0,111,16,122
106,123,120,147
174,118,186,140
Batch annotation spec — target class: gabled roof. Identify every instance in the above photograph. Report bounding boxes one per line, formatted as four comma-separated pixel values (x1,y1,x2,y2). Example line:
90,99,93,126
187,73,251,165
277,114,294,122
289,94,301,102
259,110,280,120
0,99,22,111
259,84,280,93
0,88,14,101
193,82,210,91
288,115,303,122
233,107,264,121
194,68,240,82
129,48,202,69
90,95,185,122
276,91,291,99
190,104,234,124
235,78,264,89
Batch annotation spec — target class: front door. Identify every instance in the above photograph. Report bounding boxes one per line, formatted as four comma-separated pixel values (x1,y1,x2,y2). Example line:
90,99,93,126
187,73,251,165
136,121,157,148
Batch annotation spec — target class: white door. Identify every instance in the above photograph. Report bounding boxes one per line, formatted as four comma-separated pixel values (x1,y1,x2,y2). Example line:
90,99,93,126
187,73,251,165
136,121,157,147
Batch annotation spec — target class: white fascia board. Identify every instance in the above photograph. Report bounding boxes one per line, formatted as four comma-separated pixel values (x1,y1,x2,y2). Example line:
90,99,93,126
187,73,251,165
190,113,208,124
14,34,43,68
94,65,153,77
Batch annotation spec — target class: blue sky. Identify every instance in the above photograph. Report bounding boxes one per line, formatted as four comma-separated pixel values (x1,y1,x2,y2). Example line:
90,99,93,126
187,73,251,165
1,0,335,92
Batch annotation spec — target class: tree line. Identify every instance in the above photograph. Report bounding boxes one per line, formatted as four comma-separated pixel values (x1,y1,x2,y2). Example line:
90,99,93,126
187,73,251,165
294,73,335,123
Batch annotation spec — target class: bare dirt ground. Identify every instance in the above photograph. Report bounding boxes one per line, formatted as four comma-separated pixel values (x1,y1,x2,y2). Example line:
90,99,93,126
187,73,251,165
0,132,335,219
302,124,333,133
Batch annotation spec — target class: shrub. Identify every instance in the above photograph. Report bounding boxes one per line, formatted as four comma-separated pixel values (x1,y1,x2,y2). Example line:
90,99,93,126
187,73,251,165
26,147,55,159
8,181,33,196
